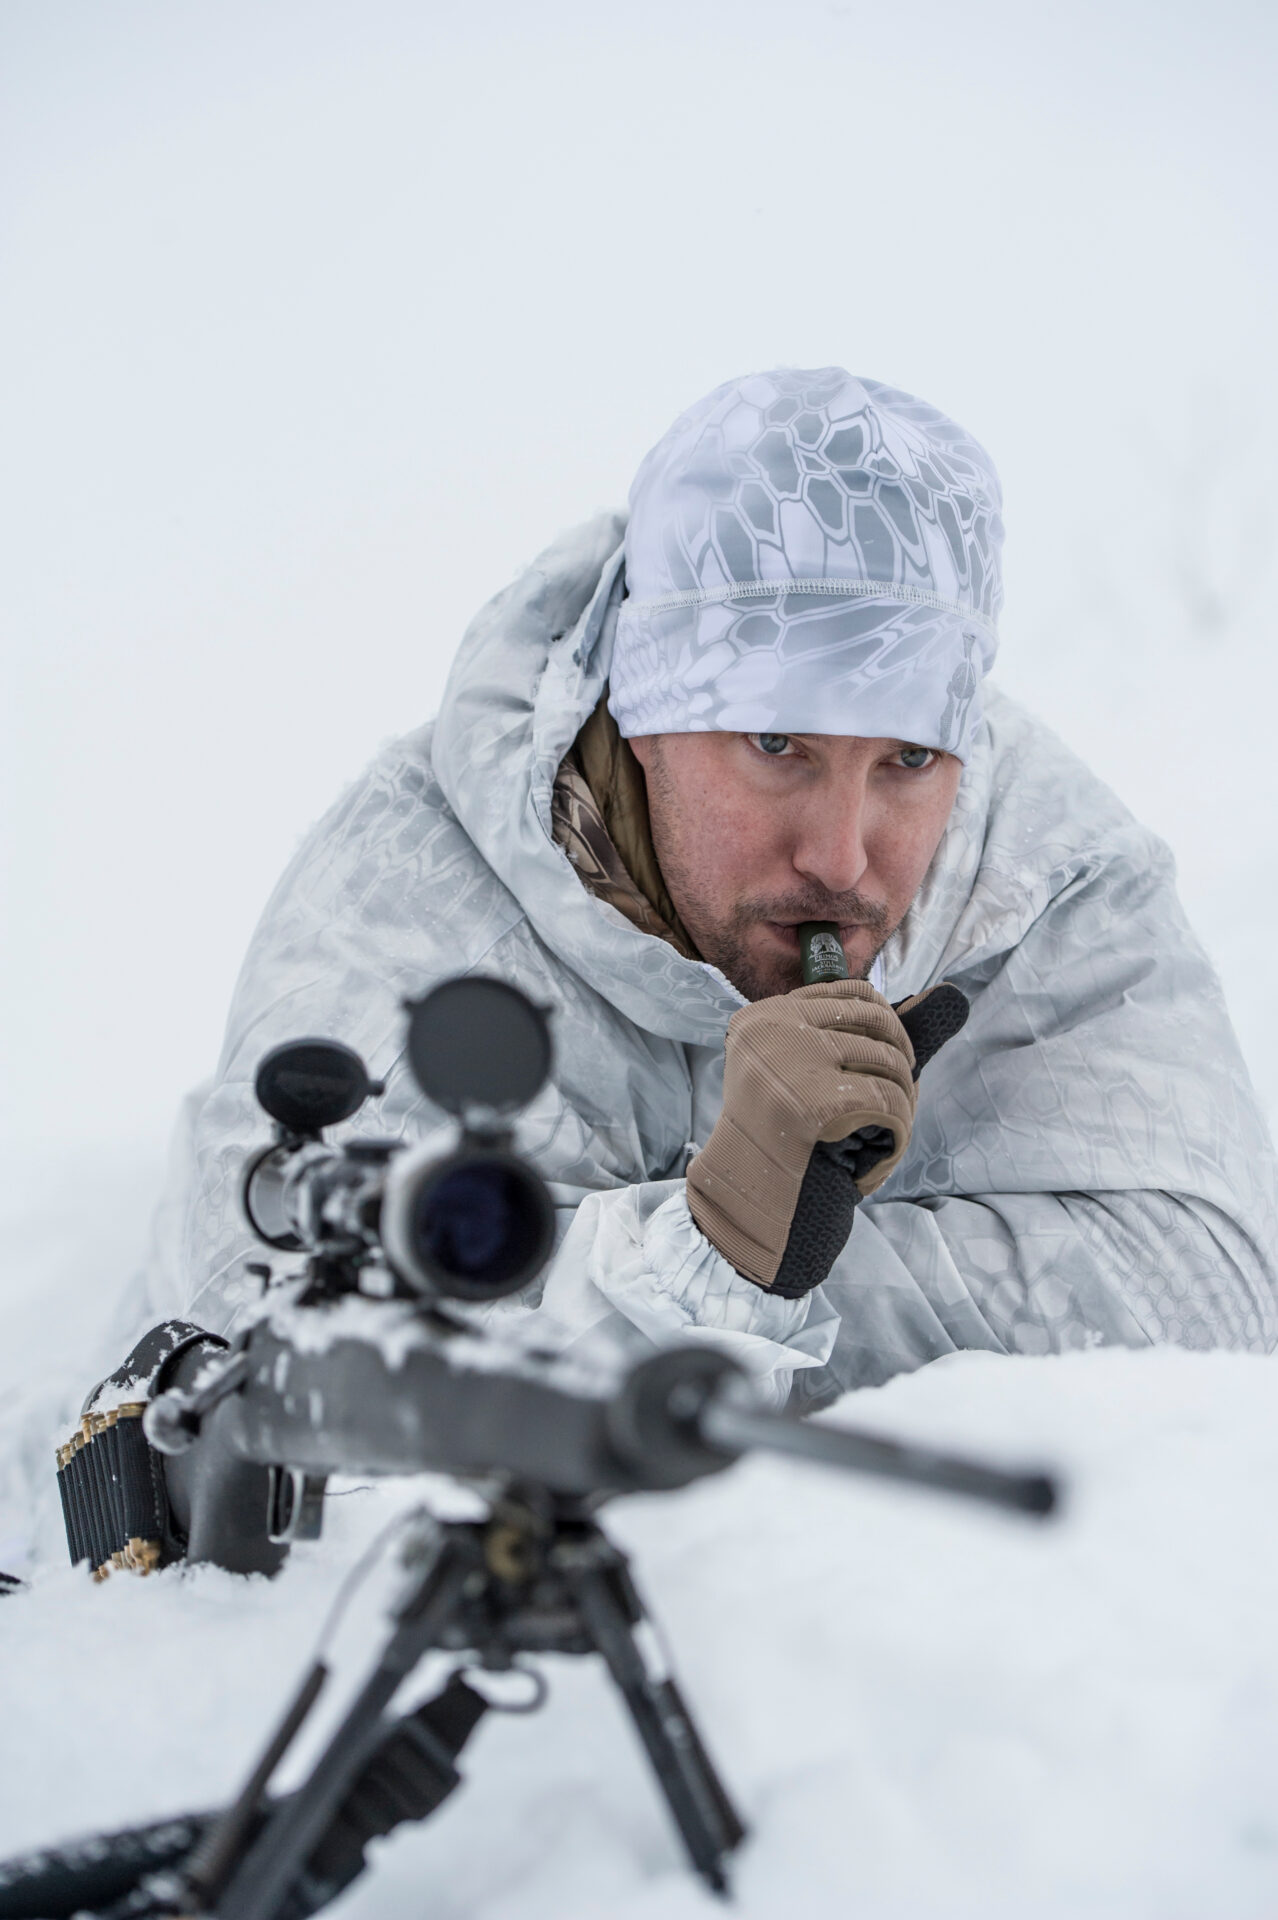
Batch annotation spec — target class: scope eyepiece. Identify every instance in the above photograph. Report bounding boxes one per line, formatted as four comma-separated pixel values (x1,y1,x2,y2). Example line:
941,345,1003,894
381,1140,556,1302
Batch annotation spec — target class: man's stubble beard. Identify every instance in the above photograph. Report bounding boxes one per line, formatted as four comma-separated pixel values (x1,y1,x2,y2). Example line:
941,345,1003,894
702,897,891,1000
641,742,895,1002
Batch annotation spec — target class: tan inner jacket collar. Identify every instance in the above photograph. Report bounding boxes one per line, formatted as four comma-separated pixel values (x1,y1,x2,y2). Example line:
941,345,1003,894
551,695,701,961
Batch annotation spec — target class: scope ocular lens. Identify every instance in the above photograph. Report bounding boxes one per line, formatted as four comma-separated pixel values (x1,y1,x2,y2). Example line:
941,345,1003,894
409,1158,553,1300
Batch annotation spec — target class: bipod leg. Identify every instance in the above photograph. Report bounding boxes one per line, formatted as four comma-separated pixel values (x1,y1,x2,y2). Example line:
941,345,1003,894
561,1527,745,1895
214,1524,482,1920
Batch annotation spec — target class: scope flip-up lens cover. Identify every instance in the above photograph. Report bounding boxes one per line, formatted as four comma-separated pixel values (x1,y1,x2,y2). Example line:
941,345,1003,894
405,978,552,1116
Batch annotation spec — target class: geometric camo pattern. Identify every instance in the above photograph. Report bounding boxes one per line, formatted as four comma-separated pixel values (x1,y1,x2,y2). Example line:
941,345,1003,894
609,367,1004,757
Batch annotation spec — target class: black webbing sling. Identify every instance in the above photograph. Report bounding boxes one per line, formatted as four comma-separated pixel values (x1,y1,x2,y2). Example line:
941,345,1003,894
0,1673,489,1919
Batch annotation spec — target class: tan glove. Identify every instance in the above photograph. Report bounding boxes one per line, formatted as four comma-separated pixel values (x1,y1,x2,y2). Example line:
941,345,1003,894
686,979,967,1294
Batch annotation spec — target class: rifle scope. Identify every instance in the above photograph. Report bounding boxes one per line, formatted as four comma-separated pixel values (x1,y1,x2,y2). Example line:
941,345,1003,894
241,978,556,1304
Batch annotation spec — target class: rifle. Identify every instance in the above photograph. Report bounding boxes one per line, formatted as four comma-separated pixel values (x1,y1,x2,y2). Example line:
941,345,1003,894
3,977,1057,1920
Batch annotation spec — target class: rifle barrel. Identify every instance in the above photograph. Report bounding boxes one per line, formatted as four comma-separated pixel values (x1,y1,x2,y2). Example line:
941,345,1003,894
698,1401,1057,1517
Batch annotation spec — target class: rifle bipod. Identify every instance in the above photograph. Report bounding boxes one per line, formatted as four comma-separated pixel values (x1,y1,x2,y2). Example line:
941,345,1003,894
0,1496,745,1920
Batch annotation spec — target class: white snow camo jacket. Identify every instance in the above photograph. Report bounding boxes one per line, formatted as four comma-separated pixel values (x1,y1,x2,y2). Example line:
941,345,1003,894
142,515,1278,1409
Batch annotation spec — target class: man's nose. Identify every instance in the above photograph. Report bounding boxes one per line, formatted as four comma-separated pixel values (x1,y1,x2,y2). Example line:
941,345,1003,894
791,789,869,896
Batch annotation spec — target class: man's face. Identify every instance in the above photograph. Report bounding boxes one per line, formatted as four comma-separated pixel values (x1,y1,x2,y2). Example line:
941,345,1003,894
626,730,962,1001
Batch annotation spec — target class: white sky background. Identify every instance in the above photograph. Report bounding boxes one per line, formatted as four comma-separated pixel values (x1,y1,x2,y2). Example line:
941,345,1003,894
3,0,1277,1158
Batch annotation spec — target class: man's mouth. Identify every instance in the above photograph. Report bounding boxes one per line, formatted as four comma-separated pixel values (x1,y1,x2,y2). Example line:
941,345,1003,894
761,920,872,949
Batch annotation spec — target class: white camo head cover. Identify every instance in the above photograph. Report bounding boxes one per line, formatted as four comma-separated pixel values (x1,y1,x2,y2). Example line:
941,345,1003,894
608,367,1004,760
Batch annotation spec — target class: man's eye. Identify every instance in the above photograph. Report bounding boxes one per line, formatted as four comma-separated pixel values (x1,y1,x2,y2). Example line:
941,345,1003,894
898,745,934,770
751,733,794,757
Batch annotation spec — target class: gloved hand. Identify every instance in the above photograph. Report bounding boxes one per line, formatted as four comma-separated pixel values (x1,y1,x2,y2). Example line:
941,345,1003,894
686,978,968,1297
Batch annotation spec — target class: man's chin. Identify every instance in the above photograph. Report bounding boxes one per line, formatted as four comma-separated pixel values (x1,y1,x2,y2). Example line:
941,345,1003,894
724,955,804,1003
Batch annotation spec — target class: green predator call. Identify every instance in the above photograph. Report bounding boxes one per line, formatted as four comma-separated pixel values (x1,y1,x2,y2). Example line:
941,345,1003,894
798,921,850,985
